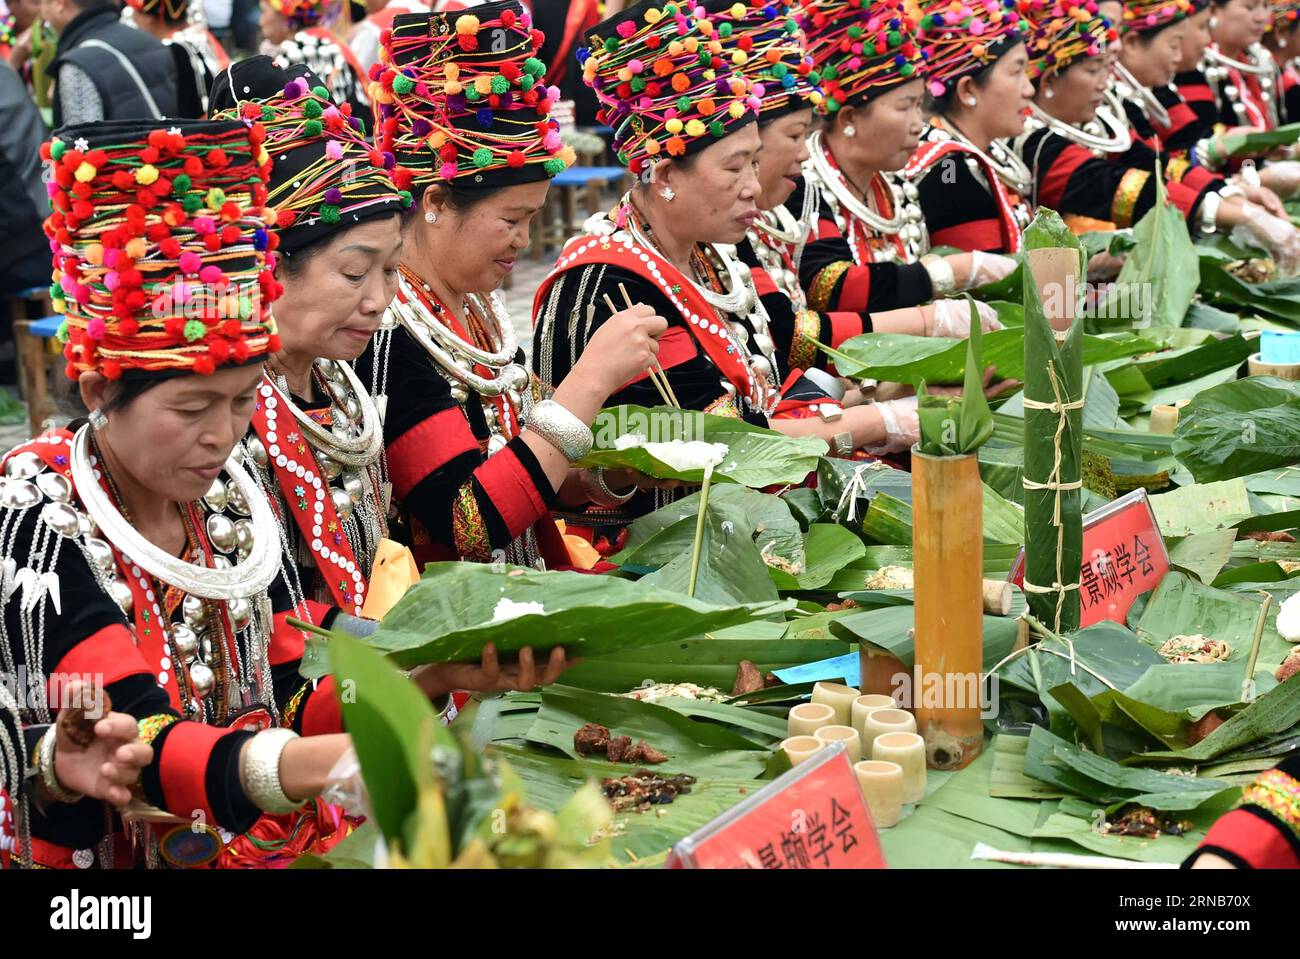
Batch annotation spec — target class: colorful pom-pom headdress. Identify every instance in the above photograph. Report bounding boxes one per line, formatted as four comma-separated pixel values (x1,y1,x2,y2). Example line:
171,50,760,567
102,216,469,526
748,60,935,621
1270,0,1300,30
703,0,824,120
210,57,411,258
125,0,191,25
918,0,1031,100
801,0,926,113
42,119,281,382
1118,0,1195,34
580,0,761,176
1025,0,1116,79
265,0,343,30
372,0,574,190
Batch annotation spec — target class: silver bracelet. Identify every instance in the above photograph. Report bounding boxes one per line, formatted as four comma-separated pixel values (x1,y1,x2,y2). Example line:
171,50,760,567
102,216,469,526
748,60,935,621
580,467,636,507
39,728,83,804
525,399,593,461
240,728,302,815
921,254,957,296
1200,191,1223,235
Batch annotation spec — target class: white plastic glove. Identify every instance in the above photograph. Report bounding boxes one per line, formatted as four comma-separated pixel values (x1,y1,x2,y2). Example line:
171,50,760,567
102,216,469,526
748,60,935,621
1236,202,1300,276
866,396,920,455
927,298,1005,337
1259,159,1300,199
966,251,1018,289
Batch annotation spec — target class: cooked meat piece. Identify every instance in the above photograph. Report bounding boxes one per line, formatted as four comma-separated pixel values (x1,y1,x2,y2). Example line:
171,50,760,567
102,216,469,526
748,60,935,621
1240,530,1297,543
574,723,611,755
1277,652,1300,684
626,740,668,764
605,735,634,763
731,659,765,697
59,689,113,749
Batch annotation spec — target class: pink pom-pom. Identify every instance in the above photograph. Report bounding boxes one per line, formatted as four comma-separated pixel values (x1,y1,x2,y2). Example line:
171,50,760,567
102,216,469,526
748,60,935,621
547,85,561,101
326,141,345,160
46,182,59,198
60,275,77,296
543,131,562,151
616,20,636,38
970,19,986,35
665,107,679,120
86,318,105,341
199,265,223,284
74,284,91,304
174,281,191,304
628,58,645,74
929,79,946,97
440,161,458,179
751,81,766,98
323,105,340,121
104,272,120,292
179,251,202,274
104,248,121,269
192,216,216,236
847,56,862,70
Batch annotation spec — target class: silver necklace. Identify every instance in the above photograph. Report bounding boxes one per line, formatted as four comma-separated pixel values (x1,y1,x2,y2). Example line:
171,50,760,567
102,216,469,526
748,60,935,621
626,209,754,316
268,361,383,469
1025,99,1133,155
70,426,280,598
934,118,1033,196
804,129,906,235
1110,61,1171,129
1202,43,1278,126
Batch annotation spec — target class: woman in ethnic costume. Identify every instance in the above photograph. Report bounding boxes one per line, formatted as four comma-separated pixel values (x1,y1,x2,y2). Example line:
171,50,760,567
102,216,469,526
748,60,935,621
1186,754,1300,868
260,0,370,119
903,0,1037,255
777,0,1013,359
2,118,363,869
358,1,670,569
1266,0,1300,121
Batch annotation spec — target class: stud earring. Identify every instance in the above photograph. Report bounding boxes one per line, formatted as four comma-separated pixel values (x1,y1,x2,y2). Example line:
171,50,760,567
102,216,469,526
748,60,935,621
660,186,676,201
425,211,437,224
965,97,978,107
1044,86,1054,100
89,408,107,430
843,124,857,137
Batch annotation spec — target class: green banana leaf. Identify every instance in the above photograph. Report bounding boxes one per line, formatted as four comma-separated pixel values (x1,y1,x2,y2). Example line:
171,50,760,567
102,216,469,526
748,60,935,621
1166,529,1238,584
1199,260,1300,326
1136,365,1242,416
1122,662,1278,722
1032,799,1227,863
1173,376,1300,482
1132,673,1300,764
816,329,1156,387
1241,465,1300,497
348,562,793,668
576,405,825,487
767,523,867,590
829,604,1021,673
818,543,1025,588
1132,334,1253,390
1134,571,1292,667
1221,122,1300,156
1150,480,1253,536
861,485,1024,546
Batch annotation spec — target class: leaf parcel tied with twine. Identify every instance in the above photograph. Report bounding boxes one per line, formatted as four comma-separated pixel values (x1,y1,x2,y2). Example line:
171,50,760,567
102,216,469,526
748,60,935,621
916,298,995,456
1022,209,1085,633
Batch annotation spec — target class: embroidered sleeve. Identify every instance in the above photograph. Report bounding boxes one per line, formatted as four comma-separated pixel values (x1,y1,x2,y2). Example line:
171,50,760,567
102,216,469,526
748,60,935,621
57,64,104,126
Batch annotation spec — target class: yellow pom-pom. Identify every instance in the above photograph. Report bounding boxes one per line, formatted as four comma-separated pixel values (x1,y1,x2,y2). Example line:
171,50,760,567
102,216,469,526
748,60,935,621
455,14,479,35
707,39,722,53
728,101,745,119
617,67,633,82
729,78,747,96
668,40,683,56
644,137,661,155
698,19,714,35
684,37,699,53
665,118,684,134
372,85,394,105
703,69,717,82
257,146,270,166
445,81,463,95
53,297,66,315
685,119,706,137
644,6,662,23
429,131,447,149
134,164,159,185
474,75,493,95
558,145,577,167
732,51,748,66
729,2,745,17
125,238,147,260
445,63,460,80
84,243,104,266
74,162,96,183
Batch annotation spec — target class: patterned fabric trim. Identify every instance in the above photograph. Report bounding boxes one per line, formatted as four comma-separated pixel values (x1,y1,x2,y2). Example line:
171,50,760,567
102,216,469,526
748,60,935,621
452,482,492,562
1241,767,1300,842
790,309,822,372
808,261,851,312
1110,168,1151,229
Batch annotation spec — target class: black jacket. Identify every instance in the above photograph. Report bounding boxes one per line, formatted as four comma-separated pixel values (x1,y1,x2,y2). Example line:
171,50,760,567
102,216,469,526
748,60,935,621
0,62,49,272
50,5,179,127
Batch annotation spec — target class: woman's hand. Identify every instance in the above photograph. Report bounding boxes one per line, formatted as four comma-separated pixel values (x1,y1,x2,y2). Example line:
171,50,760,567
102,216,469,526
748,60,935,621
412,643,577,700
944,251,1018,290
1237,179,1288,214
600,467,690,492
574,302,669,398
926,365,1021,401
924,298,1005,337
1086,250,1125,283
49,683,153,808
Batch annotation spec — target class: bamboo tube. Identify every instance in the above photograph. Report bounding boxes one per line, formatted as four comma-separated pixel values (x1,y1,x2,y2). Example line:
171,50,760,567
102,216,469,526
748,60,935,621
1148,404,1179,435
912,449,984,770
982,579,1013,616
858,644,908,698
1023,240,1084,634
1248,352,1300,381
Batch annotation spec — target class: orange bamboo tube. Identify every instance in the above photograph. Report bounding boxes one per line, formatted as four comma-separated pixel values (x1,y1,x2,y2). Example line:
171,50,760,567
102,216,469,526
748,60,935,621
912,450,984,770
859,645,908,699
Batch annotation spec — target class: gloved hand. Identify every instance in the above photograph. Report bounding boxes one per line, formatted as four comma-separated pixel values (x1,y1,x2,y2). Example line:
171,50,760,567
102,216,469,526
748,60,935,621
1236,202,1300,276
926,297,1005,337
1257,160,1300,200
866,396,920,455
966,251,1018,288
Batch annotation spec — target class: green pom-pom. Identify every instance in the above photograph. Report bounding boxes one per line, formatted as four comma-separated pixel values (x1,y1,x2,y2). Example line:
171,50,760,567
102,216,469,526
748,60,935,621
319,204,340,224
900,63,914,77
303,99,323,118
173,174,192,194
465,85,481,101
822,64,838,80
311,85,329,99
809,70,822,85
183,319,207,343
826,96,840,112
847,25,863,38
784,18,797,33
772,62,789,78
398,190,413,208
525,57,545,77
520,74,535,91
603,37,618,53
491,75,509,94
543,157,566,175
305,119,323,137
55,320,69,343
718,22,732,37
238,297,253,319
697,49,710,67
888,30,901,47
353,116,367,137
392,74,415,95
49,282,60,299
51,139,66,160
182,194,203,213
261,105,275,121
472,146,493,168
631,77,647,92
677,95,692,112
708,120,725,137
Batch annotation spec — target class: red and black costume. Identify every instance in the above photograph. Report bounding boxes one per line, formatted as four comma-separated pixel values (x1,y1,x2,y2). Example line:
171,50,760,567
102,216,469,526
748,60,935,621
1185,754,1300,868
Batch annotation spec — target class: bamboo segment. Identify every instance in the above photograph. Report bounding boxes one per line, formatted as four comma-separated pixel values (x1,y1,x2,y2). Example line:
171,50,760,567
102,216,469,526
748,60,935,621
912,450,984,770
1023,243,1084,634
1148,404,1179,435
982,579,1013,616
859,645,908,699
1247,353,1300,381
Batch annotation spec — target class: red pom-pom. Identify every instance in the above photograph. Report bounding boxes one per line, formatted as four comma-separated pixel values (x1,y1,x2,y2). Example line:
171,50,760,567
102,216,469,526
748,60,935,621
248,123,266,147
501,62,520,81
392,167,413,189
64,362,76,379
629,157,645,176
369,149,385,166
39,142,51,161
147,129,169,149
523,89,540,106
489,94,501,108
439,143,458,161
208,339,231,363
100,360,122,381
124,290,146,311
220,201,241,221
266,334,282,353
164,317,184,337
207,149,229,168
457,34,478,51
241,102,261,120
193,355,216,376
738,36,754,52
203,234,222,252
221,319,242,337
221,225,242,246
136,189,158,209
119,318,140,337
85,149,108,167
73,200,94,221
140,146,160,164
184,156,203,177
232,339,251,363
71,181,93,200
537,98,551,115
148,223,171,242
112,170,135,191
277,209,297,229
531,29,544,48
383,116,398,137
507,150,526,168
616,82,633,99
646,81,662,97
501,8,516,26
645,34,661,49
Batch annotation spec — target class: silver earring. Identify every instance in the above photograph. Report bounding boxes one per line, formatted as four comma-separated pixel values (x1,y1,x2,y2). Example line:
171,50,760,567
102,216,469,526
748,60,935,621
844,124,856,137
965,97,978,107
1044,86,1054,100
660,186,676,201
425,211,437,224
88,408,107,430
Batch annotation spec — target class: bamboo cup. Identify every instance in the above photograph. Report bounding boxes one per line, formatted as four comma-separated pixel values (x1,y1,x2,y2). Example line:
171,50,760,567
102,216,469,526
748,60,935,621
787,702,836,738
780,735,824,766
812,681,860,726
873,731,927,804
1248,352,1300,381
861,707,916,758
814,724,862,763
854,760,904,828
982,579,1013,616
1148,404,1179,435
912,449,985,771
851,694,897,736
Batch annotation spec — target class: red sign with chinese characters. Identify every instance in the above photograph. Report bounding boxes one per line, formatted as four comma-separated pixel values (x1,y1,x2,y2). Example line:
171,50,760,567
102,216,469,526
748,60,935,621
1009,489,1169,628
667,744,886,869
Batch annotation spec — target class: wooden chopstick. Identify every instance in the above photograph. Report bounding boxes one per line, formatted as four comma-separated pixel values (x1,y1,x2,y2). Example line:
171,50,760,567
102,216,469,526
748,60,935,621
603,292,675,408
617,283,681,409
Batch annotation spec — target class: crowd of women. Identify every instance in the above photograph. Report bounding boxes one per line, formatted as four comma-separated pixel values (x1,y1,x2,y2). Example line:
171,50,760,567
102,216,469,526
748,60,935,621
2,0,1298,870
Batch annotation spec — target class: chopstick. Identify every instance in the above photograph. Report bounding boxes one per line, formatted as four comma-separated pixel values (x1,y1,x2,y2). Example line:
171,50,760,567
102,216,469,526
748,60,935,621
617,282,681,409
602,291,678,408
